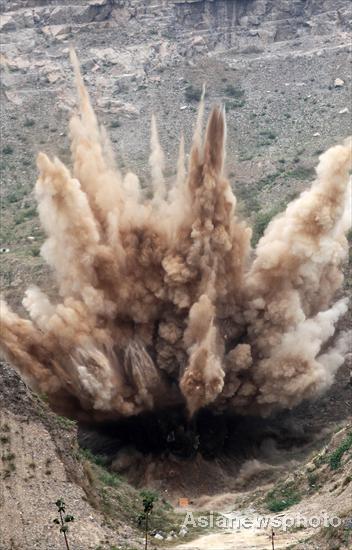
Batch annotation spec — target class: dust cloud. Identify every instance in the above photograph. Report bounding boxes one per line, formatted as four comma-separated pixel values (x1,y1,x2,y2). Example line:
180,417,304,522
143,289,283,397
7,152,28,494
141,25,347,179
1,52,351,422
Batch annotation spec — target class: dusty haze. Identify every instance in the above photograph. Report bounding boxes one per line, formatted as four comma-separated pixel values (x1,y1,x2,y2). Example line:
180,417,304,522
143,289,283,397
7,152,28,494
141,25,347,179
0,52,351,422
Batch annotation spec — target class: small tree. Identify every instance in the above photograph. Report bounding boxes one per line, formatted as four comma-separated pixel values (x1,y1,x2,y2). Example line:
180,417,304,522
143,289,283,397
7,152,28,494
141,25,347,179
53,499,74,550
138,490,157,550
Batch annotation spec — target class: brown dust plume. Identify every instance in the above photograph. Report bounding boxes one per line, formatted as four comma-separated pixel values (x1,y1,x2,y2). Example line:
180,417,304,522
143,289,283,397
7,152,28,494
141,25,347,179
1,53,351,422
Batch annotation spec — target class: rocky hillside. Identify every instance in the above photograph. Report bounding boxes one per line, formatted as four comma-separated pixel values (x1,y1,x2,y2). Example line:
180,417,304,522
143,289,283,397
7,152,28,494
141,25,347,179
1,0,351,307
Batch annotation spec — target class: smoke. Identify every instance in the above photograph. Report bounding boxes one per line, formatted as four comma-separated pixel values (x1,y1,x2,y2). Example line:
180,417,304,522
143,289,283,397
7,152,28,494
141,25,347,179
0,55,351,422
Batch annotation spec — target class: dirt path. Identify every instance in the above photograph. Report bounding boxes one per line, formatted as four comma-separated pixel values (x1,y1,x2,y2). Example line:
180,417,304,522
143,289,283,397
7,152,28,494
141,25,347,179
174,511,311,550
175,530,304,550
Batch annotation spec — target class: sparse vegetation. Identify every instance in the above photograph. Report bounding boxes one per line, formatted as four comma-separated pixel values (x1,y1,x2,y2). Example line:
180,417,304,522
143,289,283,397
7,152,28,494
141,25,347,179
257,170,282,188
30,246,40,257
110,119,121,128
259,129,277,140
138,490,157,550
266,481,301,512
185,84,203,102
80,447,107,467
15,206,37,225
307,471,320,491
24,118,35,128
2,451,16,478
56,415,76,431
223,84,245,99
328,432,352,470
251,206,281,245
225,98,245,109
99,469,121,488
2,145,14,155
286,166,315,180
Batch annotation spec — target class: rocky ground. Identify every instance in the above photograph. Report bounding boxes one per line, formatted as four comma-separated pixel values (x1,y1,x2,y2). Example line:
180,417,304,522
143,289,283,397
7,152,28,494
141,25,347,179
0,1,352,549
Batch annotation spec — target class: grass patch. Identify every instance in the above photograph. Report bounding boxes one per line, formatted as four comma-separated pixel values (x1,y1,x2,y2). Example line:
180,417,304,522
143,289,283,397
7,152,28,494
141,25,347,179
82,458,178,537
328,432,352,470
80,448,108,467
99,469,121,487
266,482,301,512
56,415,77,431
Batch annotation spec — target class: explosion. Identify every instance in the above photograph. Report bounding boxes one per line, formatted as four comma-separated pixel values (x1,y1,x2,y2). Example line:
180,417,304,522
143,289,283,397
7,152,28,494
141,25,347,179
1,52,351,423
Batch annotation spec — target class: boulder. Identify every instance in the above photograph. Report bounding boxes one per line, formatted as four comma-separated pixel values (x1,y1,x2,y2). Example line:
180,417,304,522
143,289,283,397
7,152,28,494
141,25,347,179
334,78,344,87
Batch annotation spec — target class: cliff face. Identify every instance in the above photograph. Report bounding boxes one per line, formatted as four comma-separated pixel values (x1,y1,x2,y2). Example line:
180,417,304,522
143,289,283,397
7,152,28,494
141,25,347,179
1,1,351,55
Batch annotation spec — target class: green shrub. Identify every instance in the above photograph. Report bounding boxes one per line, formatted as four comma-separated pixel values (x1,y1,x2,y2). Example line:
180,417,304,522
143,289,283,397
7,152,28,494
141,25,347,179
266,482,301,512
30,247,40,257
99,470,121,487
80,448,107,467
110,119,121,128
328,432,352,470
185,84,203,102
56,415,76,430
7,191,24,203
24,118,35,128
259,129,277,140
15,206,36,224
53,499,74,549
2,145,14,155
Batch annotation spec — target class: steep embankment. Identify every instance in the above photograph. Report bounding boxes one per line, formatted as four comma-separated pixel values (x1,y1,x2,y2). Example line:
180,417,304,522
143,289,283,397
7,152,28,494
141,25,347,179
0,363,145,549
